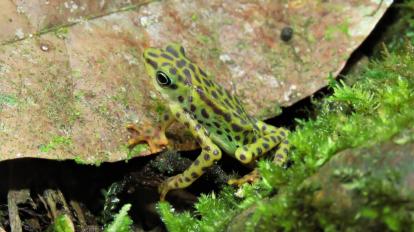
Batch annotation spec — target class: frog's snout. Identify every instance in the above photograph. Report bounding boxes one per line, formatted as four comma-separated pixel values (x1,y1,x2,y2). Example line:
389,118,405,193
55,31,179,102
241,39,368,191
142,49,149,59
143,47,159,59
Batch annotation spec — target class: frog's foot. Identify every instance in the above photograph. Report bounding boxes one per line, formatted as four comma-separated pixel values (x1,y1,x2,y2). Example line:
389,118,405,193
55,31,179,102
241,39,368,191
158,174,190,201
126,124,168,153
158,177,173,201
272,138,291,166
227,169,260,186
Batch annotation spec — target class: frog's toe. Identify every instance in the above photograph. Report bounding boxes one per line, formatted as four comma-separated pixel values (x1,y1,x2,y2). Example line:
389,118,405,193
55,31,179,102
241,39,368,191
126,123,140,132
158,182,169,201
126,124,168,153
227,169,260,186
158,176,179,201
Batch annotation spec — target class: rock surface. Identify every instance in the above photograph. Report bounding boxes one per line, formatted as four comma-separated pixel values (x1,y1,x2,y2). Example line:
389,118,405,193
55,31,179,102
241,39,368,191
0,0,392,162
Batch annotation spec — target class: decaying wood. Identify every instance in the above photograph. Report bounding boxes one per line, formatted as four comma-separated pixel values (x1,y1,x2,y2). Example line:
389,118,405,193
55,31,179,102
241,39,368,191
7,189,31,232
70,200,87,228
43,189,72,220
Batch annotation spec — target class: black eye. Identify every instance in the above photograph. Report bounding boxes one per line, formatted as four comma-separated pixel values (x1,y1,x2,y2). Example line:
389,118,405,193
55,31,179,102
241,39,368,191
156,71,171,87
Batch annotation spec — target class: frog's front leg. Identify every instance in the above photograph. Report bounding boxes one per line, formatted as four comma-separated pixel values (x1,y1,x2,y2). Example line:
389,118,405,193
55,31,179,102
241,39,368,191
127,112,174,153
158,106,222,200
228,121,290,186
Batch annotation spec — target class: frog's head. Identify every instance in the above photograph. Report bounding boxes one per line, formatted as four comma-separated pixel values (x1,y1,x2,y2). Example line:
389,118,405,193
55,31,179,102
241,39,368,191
143,43,192,102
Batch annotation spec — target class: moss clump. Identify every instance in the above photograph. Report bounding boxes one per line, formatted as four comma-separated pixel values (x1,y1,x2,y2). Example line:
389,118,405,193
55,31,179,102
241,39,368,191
158,187,239,232
104,204,133,232
0,94,18,107
45,214,75,232
157,39,414,231
39,135,72,153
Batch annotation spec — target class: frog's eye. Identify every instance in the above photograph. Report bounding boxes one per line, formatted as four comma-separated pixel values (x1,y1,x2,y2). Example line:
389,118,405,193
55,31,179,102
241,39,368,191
156,71,172,87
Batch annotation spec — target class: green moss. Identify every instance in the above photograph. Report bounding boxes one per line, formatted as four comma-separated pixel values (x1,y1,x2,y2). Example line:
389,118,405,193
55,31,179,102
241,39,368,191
111,87,130,108
97,104,110,116
54,27,70,39
236,41,249,50
324,20,350,41
42,67,81,128
39,135,73,153
104,204,133,232
45,214,74,232
0,94,18,106
93,159,103,167
126,143,148,160
196,34,213,45
71,69,83,79
70,111,82,124
149,150,190,175
74,155,88,165
158,187,239,232
191,13,199,22
248,43,414,231
157,40,414,231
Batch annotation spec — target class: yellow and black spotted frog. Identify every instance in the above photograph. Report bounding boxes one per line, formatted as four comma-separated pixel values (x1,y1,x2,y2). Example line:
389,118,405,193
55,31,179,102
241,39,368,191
128,43,290,200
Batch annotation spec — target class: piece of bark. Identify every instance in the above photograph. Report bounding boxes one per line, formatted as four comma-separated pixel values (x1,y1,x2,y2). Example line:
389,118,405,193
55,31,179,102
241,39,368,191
7,189,31,232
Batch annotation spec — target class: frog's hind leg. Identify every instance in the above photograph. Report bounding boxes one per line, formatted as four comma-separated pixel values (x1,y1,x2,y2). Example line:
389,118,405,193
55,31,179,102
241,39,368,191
233,124,289,165
272,132,291,166
158,106,222,200
228,121,290,186
253,121,290,165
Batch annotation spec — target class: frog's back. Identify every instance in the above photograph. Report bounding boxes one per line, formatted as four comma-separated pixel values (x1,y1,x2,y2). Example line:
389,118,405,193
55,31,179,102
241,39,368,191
190,66,260,154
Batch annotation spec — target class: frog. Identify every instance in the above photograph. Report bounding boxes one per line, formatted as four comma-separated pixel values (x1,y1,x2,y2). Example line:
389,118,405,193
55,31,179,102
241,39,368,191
128,43,290,200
